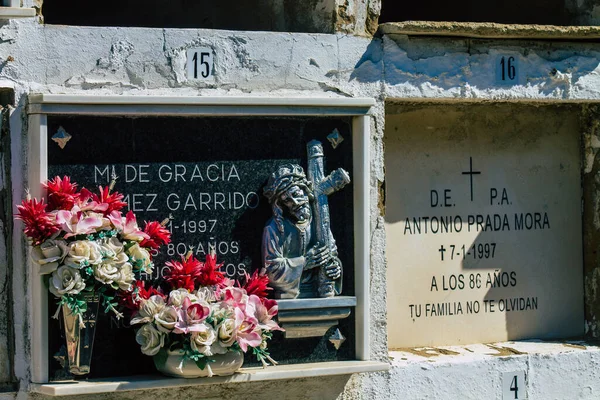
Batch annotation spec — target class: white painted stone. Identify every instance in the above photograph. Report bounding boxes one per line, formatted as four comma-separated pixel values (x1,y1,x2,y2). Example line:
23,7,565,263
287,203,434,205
383,34,600,101
374,342,600,400
386,104,583,347
287,34,339,90
30,360,389,396
336,35,383,97
0,7,35,18
1,9,600,400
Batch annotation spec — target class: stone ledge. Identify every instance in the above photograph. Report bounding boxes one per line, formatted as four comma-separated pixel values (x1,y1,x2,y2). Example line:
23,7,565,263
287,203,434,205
27,94,375,116
390,340,600,365
0,7,35,18
277,296,356,338
30,360,390,396
384,341,600,399
379,21,600,40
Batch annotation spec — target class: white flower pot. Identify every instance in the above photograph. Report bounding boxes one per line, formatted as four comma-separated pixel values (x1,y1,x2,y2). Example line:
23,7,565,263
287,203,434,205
153,349,244,378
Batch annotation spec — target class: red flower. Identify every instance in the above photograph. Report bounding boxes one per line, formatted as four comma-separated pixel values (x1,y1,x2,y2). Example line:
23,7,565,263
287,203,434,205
140,221,171,250
91,186,127,215
164,255,203,291
118,280,164,311
44,176,79,210
15,198,59,245
76,187,93,204
243,270,272,298
198,252,226,287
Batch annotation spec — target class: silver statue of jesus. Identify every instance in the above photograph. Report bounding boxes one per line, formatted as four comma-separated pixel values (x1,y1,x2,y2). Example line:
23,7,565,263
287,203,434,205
261,140,350,299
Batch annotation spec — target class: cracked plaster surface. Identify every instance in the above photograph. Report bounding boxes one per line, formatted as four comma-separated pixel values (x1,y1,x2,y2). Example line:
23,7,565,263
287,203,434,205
2,14,600,400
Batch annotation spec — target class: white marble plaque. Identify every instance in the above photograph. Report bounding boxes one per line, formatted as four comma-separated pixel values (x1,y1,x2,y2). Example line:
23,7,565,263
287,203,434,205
385,105,583,347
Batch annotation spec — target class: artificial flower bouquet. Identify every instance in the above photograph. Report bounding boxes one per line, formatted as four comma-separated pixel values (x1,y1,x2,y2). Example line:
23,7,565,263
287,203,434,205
16,176,171,327
122,249,282,377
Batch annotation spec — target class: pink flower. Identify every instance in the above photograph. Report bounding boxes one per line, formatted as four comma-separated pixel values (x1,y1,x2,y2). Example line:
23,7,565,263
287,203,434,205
220,277,235,287
55,206,103,238
247,296,283,332
107,211,123,229
91,186,127,215
221,286,247,309
173,297,210,334
75,188,110,213
108,210,148,241
234,308,262,352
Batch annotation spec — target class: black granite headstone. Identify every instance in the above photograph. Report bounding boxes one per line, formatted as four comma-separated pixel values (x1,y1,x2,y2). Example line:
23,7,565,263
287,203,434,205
46,115,355,379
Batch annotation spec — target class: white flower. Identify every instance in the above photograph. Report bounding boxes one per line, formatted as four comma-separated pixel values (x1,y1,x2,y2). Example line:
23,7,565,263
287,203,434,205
115,263,134,291
64,240,102,268
31,240,69,275
115,251,130,265
155,306,178,333
195,287,217,303
168,288,197,307
127,243,152,273
212,318,237,354
98,244,116,260
93,237,131,287
93,261,120,285
101,236,124,256
135,323,165,356
49,265,86,297
130,295,165,325
210,303,230,321
190,323,216,355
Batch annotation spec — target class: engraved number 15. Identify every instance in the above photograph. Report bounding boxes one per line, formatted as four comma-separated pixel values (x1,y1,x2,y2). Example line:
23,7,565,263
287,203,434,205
192,51,211,78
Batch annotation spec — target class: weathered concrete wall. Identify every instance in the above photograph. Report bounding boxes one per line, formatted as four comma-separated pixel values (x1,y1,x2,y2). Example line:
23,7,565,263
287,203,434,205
335,0,381,36
582,104,600,338
0,13,600,399
380,32,600,340
379,343,600,400
0,21,382,94
0,106,13,387
566,0,600,25
382,34,600,100
0,19,387,399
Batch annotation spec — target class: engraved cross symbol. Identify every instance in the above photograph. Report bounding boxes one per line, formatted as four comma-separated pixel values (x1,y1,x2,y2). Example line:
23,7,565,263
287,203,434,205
462,157,481,202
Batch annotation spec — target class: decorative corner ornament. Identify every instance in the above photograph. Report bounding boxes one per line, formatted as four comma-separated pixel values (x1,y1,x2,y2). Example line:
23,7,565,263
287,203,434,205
327,129,344,149
52,126,72,149
329,328,346,350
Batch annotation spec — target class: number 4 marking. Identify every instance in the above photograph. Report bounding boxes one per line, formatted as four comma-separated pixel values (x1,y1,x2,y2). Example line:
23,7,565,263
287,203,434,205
503,371,526,399
510,375,518,399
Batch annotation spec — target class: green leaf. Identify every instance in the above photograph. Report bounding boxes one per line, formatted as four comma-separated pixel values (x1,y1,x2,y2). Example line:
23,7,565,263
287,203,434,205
193,357,208,370
169,340,182,352
153,348,168,368
123,241,136,252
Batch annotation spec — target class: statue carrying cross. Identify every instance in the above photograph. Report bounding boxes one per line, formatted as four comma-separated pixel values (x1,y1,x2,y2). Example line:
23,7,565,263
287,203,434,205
261,140,350,299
